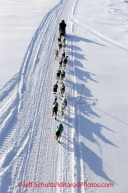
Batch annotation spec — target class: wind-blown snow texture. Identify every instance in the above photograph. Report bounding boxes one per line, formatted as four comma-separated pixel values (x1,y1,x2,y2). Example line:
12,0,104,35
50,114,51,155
0,0,128,193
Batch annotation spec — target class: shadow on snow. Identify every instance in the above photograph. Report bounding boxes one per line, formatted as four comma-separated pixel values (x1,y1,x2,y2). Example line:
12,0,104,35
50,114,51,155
64,32,116,183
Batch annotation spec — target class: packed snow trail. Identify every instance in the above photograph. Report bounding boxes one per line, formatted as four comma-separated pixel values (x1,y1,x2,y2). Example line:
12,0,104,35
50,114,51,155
0,0,79,193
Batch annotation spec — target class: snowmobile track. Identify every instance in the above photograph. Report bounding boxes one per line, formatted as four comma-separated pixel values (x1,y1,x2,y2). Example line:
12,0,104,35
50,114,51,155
70,15,128,53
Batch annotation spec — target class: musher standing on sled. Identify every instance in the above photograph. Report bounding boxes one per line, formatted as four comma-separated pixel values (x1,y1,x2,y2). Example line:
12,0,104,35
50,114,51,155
59,20,66,34
56,123,64,143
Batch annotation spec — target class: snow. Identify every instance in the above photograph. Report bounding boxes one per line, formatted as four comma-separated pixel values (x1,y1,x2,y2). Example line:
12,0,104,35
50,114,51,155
0,0,128,193
0,0,59,88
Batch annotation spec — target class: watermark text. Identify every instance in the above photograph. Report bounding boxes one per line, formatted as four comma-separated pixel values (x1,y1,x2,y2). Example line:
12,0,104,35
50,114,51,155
18,181,114,188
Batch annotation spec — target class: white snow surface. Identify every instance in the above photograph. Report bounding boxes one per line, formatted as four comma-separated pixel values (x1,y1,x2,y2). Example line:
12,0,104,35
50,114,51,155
0,0,128,193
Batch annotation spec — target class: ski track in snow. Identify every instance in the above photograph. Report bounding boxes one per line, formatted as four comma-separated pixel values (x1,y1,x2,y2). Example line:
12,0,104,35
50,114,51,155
0,0,80,193
84,0,112,10
70,15,128,53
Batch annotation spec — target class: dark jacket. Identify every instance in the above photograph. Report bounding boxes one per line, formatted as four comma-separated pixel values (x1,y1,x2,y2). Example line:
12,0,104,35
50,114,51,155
59,22,66,31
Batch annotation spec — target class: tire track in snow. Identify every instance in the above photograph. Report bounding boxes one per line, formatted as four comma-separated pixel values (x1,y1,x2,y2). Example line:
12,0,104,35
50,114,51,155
70,15,128,53
84,0,111,10
0,73,19,102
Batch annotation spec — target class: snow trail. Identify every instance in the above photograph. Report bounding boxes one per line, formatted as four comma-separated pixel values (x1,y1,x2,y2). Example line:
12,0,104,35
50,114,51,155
0,0,79,193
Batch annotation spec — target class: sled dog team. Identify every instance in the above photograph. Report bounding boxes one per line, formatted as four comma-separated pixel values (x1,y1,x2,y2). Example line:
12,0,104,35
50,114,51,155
53,20,68,142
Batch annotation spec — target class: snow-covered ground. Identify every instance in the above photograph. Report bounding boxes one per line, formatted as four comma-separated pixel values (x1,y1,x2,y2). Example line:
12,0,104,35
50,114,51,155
0,0,128,192
0,0,59,88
